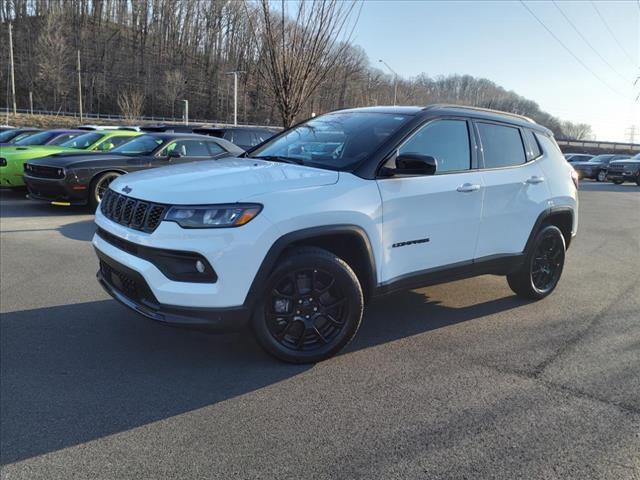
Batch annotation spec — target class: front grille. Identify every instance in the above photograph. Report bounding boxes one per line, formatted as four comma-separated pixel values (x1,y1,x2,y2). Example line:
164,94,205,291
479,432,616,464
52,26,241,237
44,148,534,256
100,259,139,300
607,164,624,174
101,189,167,233
24,163,64,179
99,257,158,306
0,157,6,167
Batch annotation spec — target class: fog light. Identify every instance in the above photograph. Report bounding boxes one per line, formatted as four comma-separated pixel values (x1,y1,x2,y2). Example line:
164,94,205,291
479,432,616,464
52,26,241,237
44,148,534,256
195,260,205,273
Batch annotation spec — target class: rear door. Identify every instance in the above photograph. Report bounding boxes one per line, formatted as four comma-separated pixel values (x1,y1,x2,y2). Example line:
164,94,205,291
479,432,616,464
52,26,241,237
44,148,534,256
377,118,484,283
473,122,550,259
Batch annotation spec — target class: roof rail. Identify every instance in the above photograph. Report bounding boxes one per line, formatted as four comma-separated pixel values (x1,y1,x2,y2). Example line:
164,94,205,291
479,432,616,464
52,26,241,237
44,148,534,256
424,104,536,124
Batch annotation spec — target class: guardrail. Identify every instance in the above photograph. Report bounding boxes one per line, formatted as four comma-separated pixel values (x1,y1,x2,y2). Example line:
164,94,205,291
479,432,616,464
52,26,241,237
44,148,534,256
1,107,279,129
557,138,640,155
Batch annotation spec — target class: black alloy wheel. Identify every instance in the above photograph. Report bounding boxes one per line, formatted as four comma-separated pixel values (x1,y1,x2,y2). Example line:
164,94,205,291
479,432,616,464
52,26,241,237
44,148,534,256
252,247,363,363
267,268,347,351
507,225,566,300
530,228,565,295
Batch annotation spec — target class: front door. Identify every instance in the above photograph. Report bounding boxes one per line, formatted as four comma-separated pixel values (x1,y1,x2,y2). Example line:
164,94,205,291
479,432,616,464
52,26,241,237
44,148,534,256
377,118,484,284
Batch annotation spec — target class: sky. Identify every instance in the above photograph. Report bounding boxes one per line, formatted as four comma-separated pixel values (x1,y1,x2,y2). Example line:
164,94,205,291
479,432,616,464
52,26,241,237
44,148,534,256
352,0,640,142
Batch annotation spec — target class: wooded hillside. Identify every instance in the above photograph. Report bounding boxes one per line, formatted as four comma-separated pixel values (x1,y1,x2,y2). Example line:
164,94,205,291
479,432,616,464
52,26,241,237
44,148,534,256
1,0,591,137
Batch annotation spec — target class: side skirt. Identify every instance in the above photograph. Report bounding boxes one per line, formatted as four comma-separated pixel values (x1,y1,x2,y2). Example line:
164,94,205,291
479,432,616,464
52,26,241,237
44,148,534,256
374,253,525,297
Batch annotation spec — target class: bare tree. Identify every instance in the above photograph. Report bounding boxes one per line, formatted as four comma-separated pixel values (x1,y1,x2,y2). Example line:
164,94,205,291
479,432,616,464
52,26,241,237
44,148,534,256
35,13,70,109
117,89,145,122
561,121,593,140
163,69,185,118
247,0,360,127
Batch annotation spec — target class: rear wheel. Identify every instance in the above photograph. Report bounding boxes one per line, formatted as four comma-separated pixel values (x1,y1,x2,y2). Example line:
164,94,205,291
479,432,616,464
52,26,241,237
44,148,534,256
507,225,566,300
89,172,121,210
596,170,607,182
251,247,364,363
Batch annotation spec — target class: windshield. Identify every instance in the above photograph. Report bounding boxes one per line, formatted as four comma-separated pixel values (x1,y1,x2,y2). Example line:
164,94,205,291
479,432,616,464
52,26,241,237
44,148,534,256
60,132,103,149
588,155,613,163
13,131,56,146
0,130,35,143
249,112,411,170
111,135,164,155
0,130,19,142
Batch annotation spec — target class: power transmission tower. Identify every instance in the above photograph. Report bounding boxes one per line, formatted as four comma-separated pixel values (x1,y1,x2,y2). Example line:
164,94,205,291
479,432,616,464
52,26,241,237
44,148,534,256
625,125,637,144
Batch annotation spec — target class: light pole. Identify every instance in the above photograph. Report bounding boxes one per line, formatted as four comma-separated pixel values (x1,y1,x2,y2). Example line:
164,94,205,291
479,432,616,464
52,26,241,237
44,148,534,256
226,71,245,126
378,59,398,106
182,99,189,125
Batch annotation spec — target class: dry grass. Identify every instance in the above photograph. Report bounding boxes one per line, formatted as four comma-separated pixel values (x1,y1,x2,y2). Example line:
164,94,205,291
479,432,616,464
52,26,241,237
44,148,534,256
2,113,126,129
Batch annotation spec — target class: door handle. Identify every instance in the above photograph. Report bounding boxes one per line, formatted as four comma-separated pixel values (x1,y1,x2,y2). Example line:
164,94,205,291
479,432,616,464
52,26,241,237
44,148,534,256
456,183,481,193
526,176,545,184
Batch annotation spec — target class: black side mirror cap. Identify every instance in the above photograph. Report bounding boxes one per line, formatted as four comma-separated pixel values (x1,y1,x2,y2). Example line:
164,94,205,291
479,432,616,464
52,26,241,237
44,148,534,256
167,150,182,158
393,153,437,176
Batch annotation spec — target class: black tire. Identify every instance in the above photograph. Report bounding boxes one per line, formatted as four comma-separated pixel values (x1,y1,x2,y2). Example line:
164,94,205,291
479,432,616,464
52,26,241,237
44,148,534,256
636,176,640,186
89,172,121,210
596,170,607,182
612,179,624,185
251,247,364,364
507,225,566,300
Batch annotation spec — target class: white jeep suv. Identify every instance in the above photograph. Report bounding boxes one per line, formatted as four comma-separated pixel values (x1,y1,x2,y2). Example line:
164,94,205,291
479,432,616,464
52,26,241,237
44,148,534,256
93,105,579,363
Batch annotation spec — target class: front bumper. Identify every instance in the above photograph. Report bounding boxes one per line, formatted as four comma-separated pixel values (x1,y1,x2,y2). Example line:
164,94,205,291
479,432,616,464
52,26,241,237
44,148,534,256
607,171,638,182
24,174,89,205
96,248,249,331
0,165,26,187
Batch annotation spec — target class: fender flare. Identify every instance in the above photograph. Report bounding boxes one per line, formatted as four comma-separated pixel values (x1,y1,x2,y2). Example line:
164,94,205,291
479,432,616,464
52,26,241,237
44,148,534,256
243,225,378,310
523,206,574,256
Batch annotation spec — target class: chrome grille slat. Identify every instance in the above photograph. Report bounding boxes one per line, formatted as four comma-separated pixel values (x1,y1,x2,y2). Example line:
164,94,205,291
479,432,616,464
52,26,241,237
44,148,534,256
100,189,166,233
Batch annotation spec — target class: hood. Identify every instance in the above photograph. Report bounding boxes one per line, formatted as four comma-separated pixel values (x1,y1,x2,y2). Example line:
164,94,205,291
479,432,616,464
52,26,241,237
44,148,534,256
0,145,77,159
27,151,123,168
609,159,639,165
109,158,339,204
571,161,597,168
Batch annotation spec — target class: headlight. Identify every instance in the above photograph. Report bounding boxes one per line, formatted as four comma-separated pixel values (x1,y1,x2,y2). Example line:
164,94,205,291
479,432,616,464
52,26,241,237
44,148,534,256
164,204,262,228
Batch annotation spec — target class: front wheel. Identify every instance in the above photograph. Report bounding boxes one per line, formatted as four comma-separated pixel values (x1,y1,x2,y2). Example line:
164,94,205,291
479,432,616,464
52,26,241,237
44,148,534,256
251,247,364,363
89,172,121,210
596,170,607,182
507,225,566,300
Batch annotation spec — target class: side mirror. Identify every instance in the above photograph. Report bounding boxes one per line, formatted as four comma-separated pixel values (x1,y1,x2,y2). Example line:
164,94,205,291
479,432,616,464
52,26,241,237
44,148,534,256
167,150,181,159
394,153,437,176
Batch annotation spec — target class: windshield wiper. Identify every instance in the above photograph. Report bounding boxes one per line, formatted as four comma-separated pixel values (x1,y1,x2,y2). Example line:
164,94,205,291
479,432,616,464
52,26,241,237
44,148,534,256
252,155,305,165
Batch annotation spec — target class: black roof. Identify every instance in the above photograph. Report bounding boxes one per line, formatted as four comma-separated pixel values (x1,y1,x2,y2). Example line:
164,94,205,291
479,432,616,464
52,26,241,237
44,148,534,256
333,104,550,134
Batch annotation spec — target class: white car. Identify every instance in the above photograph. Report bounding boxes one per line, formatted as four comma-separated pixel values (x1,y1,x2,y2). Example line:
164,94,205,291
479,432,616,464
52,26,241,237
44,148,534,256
93,105,579,363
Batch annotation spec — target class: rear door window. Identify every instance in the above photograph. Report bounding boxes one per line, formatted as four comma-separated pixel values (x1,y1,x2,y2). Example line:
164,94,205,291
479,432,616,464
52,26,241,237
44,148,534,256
477,123,526,168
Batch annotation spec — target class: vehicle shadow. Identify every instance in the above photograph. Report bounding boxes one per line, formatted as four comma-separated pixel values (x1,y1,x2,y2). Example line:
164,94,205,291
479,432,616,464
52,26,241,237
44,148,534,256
1,289,527,465
0,189,89,218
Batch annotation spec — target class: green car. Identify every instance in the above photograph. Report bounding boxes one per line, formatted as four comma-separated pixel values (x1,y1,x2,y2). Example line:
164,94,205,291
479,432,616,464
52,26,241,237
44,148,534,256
0,130,140,187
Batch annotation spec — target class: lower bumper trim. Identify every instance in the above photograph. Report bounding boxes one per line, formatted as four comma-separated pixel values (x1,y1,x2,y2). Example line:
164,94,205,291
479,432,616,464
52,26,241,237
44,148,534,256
96,249,249,332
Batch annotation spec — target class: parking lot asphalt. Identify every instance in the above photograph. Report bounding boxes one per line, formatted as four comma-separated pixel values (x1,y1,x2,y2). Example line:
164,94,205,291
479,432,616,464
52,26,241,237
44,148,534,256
1,182,639,480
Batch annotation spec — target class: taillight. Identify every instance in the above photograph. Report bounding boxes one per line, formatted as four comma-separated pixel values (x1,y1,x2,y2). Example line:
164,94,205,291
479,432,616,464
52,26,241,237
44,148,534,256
570,168,579,189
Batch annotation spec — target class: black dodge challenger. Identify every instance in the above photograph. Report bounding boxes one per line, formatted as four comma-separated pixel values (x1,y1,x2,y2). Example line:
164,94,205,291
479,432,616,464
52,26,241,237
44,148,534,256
24,133,244,208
